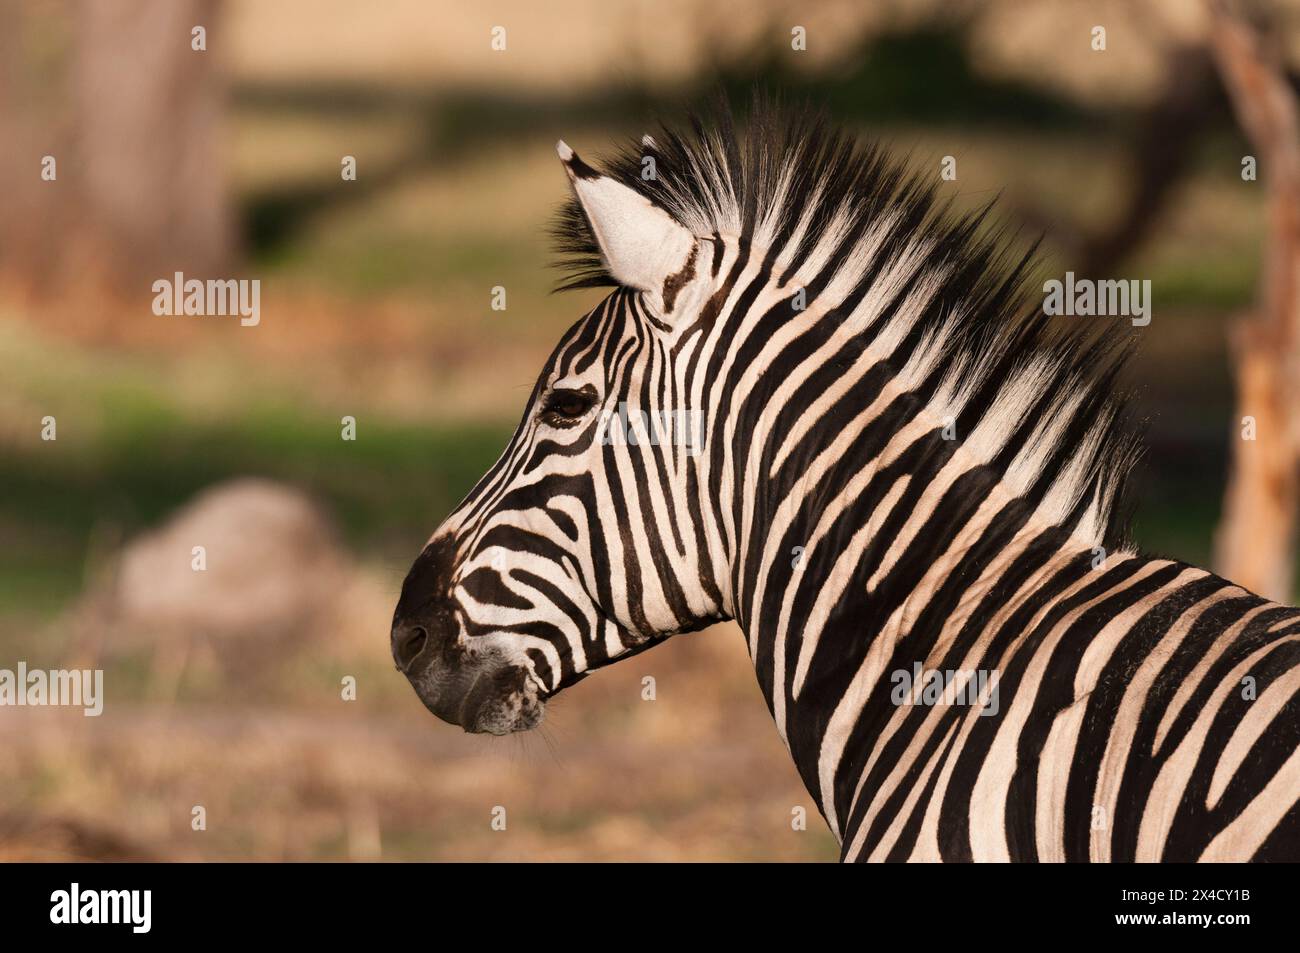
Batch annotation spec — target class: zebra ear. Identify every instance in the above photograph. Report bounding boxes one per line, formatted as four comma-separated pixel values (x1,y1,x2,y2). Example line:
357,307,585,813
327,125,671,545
557,140,699,313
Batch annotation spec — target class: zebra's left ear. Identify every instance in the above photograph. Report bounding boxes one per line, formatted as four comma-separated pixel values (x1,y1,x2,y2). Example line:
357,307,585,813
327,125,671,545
557,140,701,316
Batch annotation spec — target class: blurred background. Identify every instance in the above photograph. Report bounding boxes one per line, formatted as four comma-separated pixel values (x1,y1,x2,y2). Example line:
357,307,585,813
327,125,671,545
1,0,1299,861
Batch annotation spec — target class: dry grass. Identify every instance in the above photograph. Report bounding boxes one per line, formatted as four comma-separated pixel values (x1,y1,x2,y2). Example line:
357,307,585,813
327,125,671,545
0,604,839,862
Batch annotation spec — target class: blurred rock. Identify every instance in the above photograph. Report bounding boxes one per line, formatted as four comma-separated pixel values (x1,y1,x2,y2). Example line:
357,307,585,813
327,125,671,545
101,478,350,652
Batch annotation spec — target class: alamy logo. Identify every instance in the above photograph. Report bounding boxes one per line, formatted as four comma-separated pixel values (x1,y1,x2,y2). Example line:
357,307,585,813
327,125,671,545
0,663,103,716
598,402,703,455
1043,271,1151,327
890,663,1000,717
151,271,261,326
50,883,151,934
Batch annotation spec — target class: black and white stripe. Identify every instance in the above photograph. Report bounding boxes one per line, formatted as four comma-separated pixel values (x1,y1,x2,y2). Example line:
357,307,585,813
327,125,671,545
392,97,1300,861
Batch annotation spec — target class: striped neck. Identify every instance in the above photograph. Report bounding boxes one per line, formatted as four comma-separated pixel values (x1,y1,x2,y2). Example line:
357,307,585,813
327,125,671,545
704,274,1121,840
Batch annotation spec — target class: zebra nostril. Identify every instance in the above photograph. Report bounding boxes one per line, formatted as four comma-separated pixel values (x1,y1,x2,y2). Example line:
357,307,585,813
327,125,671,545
394,624,429,671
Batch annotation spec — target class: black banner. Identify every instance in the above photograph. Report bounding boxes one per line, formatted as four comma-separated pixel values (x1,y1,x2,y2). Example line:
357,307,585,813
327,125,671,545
0,861,1288,940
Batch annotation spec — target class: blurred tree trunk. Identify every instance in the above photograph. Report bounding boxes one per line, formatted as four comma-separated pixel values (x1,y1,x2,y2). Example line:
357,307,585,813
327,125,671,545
1208,2,1300,602
0,0,235,301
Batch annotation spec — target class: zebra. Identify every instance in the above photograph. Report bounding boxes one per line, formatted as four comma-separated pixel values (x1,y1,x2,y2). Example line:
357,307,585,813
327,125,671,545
391,98,1300,862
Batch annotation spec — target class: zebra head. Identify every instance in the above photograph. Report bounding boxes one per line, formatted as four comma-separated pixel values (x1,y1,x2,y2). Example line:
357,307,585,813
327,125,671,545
392,136,727,734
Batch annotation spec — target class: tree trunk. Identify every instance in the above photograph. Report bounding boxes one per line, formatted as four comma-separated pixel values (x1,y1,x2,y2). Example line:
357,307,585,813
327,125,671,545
1208,1,1300,602
0,0,236,301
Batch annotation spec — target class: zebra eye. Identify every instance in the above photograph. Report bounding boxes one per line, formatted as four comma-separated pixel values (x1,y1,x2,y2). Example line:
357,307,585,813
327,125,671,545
541,387,597,425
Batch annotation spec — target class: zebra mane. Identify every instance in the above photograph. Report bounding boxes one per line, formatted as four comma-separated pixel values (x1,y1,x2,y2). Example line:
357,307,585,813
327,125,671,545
551,95,1142,550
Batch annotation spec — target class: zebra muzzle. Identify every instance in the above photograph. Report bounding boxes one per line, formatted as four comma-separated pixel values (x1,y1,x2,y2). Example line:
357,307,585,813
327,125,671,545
393,619,544,735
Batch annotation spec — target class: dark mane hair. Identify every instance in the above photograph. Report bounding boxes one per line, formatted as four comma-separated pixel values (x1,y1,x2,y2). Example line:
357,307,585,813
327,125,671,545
550,94,1142,550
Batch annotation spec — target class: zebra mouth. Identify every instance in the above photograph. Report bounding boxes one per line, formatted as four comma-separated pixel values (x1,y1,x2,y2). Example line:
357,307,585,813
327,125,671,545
407,659,545,736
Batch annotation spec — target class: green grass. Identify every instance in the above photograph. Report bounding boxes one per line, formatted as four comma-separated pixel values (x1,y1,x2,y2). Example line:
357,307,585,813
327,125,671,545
263,231,547,299
0,311,521,618
0,390,512,618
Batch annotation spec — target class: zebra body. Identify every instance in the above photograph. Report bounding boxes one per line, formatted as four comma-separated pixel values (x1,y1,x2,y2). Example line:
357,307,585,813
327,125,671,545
392,101,1300,861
